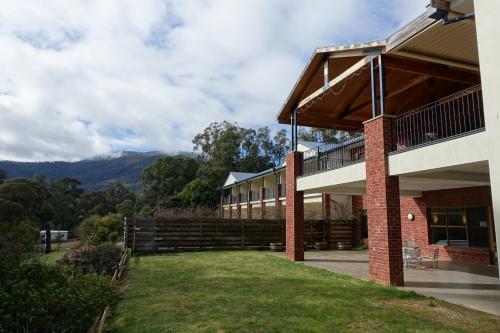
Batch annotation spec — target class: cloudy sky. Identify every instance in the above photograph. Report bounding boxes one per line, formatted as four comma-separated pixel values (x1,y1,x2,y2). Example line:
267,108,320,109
0,0,427,162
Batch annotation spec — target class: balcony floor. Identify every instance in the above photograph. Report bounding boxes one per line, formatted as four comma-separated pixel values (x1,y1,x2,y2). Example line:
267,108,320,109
269,250,500,316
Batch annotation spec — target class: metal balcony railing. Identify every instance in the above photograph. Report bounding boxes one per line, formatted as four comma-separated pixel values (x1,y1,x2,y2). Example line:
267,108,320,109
393,86,484,152
302,133,365,177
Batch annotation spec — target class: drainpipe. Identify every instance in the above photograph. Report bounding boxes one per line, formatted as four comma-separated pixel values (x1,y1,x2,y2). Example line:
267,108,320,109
429,8,475,25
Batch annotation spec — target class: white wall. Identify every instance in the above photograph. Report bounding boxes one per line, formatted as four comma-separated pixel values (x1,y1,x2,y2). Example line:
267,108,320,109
475,0,500,271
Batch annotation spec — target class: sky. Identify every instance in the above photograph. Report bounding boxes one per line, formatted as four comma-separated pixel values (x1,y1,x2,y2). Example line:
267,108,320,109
0,0,428,162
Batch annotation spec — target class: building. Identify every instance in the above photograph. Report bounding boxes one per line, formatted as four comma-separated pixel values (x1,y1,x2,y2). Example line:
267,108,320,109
40,230,69,242
222,0,500,286
221,140,353,221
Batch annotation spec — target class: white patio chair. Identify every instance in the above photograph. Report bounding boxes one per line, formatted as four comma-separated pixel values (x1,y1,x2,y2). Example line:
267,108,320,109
417,248,439,269
402,246,420,268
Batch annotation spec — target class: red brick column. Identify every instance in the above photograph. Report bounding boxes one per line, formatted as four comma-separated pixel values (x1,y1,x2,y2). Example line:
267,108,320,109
364,115,404,286
322,193,331,220
228,194,233,220
275,184,282,219
286,151,304,261
351,195,366,247
260,187,266,219
247,190,253,219
236,193,242,220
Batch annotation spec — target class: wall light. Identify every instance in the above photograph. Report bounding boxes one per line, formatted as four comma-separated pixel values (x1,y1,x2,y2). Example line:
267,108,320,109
407,213,415,221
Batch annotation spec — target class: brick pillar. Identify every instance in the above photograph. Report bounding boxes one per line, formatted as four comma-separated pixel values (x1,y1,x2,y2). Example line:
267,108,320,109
260,187,266,219
275,184,282,219
286,151,304,261
236,193,242,220
228,194,233,220
364,115,404,286
247,190,253,219
322,193,331,220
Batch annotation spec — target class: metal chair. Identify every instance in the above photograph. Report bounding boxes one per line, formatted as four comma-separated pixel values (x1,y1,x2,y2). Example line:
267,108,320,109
418,248,439,269
402,246,421,268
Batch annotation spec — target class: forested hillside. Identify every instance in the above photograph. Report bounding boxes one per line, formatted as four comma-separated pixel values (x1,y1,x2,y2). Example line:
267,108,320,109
0,151,168,191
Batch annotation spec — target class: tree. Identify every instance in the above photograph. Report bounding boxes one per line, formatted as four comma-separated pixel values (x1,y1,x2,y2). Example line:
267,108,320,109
0,198,37,273
77,191,112,219
272,129,289,166
49,178,83,231
0,168,6,185
179,178,219,207
0,179,53,253
104,182,134,208
298,127,349,143
142,156,200,207
116,199,134,218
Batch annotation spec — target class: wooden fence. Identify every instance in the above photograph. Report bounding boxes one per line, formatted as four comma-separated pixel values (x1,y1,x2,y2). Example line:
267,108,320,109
125,218,353,254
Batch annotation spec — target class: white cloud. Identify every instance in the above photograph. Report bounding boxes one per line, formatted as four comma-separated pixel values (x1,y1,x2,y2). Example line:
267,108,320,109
0,0,428,161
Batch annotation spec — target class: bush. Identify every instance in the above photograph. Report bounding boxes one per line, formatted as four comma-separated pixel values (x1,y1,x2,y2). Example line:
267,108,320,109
0,259,116,333
59,243,122,276
78,213,123,245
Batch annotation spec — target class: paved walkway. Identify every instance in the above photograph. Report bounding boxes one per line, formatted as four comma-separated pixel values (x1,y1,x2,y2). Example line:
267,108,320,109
269,250,500,316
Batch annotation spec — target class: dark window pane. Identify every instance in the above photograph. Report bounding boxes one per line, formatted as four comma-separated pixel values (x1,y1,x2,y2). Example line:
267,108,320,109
430,209,446,226
430,227,447,245
467,207,488,228
447,208,467,226
467,207,489,247
448,227,468,247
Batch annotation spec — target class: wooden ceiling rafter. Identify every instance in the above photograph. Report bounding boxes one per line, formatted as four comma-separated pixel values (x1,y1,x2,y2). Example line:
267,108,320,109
383,55,480,84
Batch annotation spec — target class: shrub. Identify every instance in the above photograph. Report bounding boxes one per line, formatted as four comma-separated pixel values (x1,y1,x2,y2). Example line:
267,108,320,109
78,213,123,245
59,243,122,276
0,259,116,333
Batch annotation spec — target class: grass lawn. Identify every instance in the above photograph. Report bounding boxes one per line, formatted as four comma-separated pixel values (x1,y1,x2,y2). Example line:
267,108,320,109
106,251,500,333
42,240,80,264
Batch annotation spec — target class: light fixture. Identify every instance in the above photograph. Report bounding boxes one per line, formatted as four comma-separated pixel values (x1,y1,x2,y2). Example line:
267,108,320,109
407,213,415,221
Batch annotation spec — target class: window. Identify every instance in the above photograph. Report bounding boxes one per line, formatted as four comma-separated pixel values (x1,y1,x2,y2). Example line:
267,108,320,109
428,207,489,248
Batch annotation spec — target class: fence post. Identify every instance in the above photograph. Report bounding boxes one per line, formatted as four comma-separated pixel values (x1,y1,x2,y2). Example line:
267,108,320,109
241,219,245,248
131,218,136,255
123,217,128,250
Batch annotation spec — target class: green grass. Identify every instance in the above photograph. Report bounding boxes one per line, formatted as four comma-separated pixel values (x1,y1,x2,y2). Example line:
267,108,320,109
42,241,80,264
106,251,500,333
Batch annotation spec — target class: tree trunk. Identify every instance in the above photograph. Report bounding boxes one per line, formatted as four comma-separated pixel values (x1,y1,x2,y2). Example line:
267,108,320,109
44,222,51,254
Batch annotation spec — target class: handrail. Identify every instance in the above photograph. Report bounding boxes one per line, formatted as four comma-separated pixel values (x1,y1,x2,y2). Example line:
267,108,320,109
393,86,484,152
301,132,365,177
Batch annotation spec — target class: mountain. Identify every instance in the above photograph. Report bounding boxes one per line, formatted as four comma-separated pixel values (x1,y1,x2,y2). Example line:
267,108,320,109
0,151,175,192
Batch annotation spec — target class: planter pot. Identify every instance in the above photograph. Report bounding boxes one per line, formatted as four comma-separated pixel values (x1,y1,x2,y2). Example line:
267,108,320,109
270,242,284,252
337,241,352,250
314,241,328,250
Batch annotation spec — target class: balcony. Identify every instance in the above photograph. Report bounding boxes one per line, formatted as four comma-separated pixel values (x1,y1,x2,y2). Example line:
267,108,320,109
264,187,276,200
251,191,260,202
393,86,484,153
301,134,365,177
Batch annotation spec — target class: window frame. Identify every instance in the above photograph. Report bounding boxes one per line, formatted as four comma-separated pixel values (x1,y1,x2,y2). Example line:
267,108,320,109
428,207,489,248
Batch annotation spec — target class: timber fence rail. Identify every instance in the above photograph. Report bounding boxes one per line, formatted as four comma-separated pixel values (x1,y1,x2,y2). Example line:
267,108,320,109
126,218,354,254
88,220,129,333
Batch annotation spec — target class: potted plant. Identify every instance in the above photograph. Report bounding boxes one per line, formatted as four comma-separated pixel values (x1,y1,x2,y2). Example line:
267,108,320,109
337,241,352,250
314,241,328,250
270,242,284,252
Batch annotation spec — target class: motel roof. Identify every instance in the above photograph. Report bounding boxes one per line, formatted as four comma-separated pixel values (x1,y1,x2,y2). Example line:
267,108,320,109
276,6,480,131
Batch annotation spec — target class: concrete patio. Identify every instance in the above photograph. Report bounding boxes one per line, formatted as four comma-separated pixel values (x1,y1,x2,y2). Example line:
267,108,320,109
269,250,500,316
